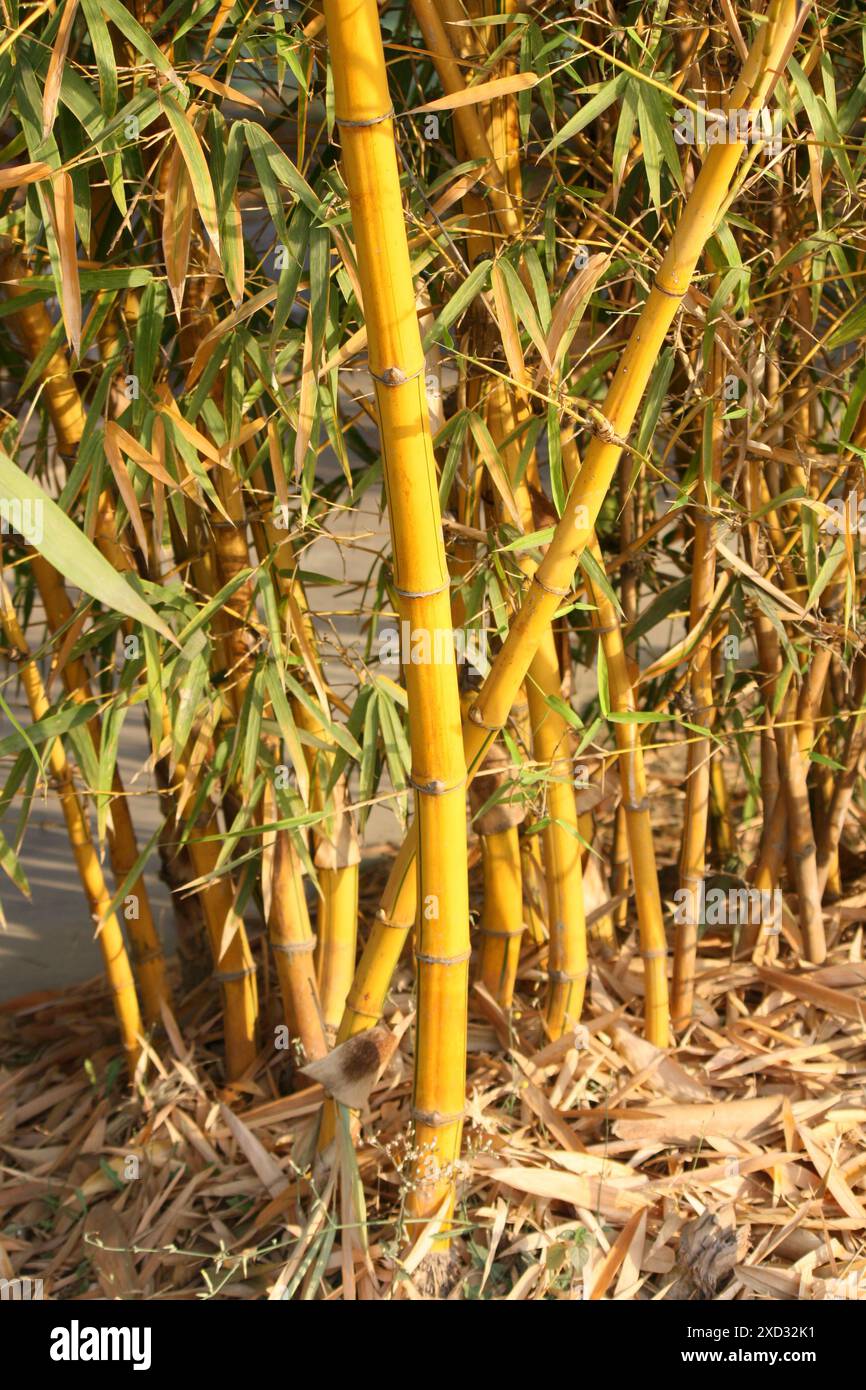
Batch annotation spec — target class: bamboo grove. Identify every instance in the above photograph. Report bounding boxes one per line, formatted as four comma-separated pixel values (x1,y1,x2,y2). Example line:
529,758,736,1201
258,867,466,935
0,0,865,1287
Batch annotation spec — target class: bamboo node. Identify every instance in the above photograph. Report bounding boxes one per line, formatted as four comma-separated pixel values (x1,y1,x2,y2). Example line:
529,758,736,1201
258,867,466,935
373,364,423,387
213,965,257,982
270,938,317,956
415,948,471,966
335,108,395,128
548,968,588,983
375,909,411,931
466,705,500,732
532,572,571,599
654,277,685,300
412,1106,466,1128
410,773,467,796
393,578,450,599
585,406,623,445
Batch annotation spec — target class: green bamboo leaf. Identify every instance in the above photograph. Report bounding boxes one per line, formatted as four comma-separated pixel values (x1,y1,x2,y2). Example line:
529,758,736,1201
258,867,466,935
97,0,186,96
423,259,491,348
0,450,175,642
80,0,118,118
639,82,684,191
243,121,324,218
636,87,662,214
626,576,690,646
542,73,627,156
0,698,96,760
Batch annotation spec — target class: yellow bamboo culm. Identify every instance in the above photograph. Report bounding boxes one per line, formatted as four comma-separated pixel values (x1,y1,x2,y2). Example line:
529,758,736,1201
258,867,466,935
468,731,526,1011
0,583,142,1072
476,830,523,1007
324,0,470,1238
332,0,797,1051
269,829,329,1063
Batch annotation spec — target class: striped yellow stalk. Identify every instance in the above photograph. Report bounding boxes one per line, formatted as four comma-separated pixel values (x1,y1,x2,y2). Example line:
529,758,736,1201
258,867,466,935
324,0,470,1234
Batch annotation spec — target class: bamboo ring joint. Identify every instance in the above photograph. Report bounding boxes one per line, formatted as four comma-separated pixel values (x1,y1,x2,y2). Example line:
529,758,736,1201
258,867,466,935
372,363,424,387
335,109,395,127
409,773,467,796
213,965,257,982
415,948,472,966
412,1106,466,1128
533,573,571,598
270,938,317,957
466,704,500,731
393,578,450,599
654,278,684,300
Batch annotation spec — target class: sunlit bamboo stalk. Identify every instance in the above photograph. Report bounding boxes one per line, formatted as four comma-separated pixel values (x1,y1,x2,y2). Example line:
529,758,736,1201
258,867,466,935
324,0,470,1236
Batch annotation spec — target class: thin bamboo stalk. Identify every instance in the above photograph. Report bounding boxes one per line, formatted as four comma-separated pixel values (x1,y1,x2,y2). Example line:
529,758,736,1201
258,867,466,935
172,731,260,1078
28,553,171,1024
817,657,866,898
562,432,667,1038
269,828,329,1062
409,0,520,240
672,314,724,1025
0,250,170,1024
0,582,142,1071
488,383,587,1034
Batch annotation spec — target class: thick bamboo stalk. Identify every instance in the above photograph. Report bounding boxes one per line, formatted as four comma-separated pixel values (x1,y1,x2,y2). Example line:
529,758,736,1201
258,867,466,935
0,583,142,1071
324,0,470,1234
